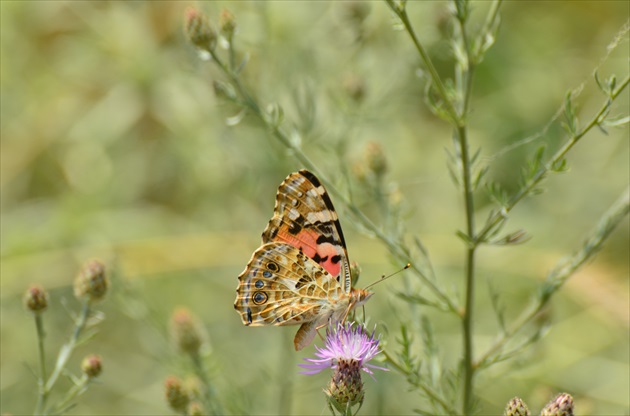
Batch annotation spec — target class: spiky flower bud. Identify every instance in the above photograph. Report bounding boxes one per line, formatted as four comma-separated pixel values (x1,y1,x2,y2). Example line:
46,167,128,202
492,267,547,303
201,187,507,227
74,259,108,301
81,354,103,379
24,285,48,313
504,396,530,416
342,1,371,25
350,261,361,287
219,9,236,39
326,358,364,412
364,141,387,177
342,74,366,103
184,7,217,52
540,393,574,416
169,307,206,356
187,401,204,416
164,375,189,412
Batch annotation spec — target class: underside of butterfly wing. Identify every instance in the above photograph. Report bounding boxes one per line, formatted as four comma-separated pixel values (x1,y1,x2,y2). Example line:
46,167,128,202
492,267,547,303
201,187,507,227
234,242,348,329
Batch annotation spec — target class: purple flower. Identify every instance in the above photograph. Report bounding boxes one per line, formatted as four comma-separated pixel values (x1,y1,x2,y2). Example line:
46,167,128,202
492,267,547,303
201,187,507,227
299,322,387,412
300,322,387,376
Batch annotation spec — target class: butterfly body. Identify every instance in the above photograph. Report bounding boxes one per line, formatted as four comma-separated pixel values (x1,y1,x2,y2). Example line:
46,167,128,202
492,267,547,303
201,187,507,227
235,170,372,350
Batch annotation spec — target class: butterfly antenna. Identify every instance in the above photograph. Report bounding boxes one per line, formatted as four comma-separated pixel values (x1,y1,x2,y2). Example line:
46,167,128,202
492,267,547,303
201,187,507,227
363,263,411,291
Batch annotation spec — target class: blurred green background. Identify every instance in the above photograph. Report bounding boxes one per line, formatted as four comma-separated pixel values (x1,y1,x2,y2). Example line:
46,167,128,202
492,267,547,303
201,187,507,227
1,1,628,415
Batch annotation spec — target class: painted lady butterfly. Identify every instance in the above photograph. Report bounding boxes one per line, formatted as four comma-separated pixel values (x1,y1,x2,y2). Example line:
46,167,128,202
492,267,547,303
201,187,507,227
234,170,373,350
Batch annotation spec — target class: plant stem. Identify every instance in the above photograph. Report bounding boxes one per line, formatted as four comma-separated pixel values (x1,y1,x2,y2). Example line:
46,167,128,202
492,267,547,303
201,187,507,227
477,75,629,245
34,313,48,415
456,125,477,416
49,375,90,415
382,349,458,415
190,351,223,415
454,4,479,412
45,301,91,394
477,188,630,367
385,1,461,125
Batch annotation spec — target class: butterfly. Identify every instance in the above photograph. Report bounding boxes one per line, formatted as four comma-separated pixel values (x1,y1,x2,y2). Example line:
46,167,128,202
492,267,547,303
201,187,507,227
234,170,373,350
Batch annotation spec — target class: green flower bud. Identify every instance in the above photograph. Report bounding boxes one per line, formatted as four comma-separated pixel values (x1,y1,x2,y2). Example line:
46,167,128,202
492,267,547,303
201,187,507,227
164,375,189,412
187,401,204,416
74,259,108,301
325,359,364,413
24,285,48,313
184,7,217,52
169,307,206,356
219,9,236,39
350,261,361,287
364,141,387,177
540,393,574,416
81,354,103,379
504,396,530,416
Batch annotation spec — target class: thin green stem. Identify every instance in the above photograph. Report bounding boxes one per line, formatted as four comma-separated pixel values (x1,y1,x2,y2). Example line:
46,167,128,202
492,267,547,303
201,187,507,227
385,0,461,125
456,124,477,416
45,301,91,393
472,0,503,62
476,75,630,245
48,375,90,415
34,313,48,415
190,352,222,415
382,349,457,415
477,187,629,367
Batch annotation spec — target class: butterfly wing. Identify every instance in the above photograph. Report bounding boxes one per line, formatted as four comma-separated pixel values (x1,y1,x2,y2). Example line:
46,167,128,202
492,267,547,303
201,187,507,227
234,241,345,329
262,170,353,294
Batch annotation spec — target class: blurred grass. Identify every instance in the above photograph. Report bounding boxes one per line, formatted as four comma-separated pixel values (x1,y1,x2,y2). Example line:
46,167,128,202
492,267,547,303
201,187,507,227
1,1,628,415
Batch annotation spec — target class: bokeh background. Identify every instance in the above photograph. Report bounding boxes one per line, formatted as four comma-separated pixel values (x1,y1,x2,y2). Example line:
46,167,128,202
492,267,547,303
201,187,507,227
1,1,628,415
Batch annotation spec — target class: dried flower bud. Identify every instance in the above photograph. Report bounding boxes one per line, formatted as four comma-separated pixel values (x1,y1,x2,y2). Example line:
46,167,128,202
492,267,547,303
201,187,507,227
540,393,574,416
342,74,366,103
219,9,236,38
74,259,108,301
81,354,103,379
164,375,189,412
184,7,217,52
352,161,368,183
24,285,48,313
184,376,202,401
342,1,371,25
169,307,206,356
187,401,204,416
364,141,387,177
504,397,530,416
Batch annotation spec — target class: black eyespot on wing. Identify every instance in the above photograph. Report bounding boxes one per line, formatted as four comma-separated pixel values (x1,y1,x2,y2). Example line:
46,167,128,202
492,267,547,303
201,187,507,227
252,291,268,305
331,255,341,264
266,262,279,272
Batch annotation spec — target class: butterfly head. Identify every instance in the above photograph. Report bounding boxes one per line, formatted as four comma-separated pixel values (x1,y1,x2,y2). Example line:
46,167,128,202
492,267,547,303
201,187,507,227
350,288,373,308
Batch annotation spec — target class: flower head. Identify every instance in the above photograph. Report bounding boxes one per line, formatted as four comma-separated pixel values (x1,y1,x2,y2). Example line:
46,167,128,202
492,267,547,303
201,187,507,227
24,285,49,313
81,354,103,379
540,393,574,416
74,259,108,301
300,322,387,413
169,307,207,356
300,322,386,376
